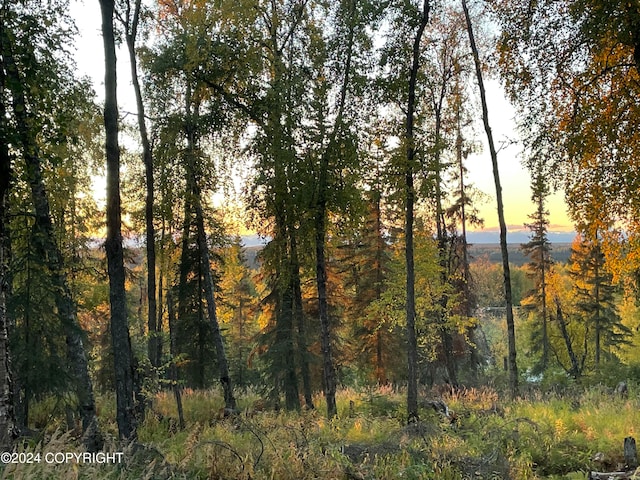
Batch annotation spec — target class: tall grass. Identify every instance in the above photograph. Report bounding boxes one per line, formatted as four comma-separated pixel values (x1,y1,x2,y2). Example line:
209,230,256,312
3,385,638,479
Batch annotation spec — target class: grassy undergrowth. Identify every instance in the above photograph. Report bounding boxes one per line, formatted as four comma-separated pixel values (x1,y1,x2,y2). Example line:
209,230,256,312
2,385,639,479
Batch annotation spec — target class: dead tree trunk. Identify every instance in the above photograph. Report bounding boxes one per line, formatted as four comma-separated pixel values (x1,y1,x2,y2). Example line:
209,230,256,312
554,297,582,379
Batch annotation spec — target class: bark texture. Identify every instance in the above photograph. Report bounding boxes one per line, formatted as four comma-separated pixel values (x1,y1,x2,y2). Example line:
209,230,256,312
0,27,16,450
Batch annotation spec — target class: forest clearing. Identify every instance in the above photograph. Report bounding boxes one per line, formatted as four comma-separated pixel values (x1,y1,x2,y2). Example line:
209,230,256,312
2,0,640,478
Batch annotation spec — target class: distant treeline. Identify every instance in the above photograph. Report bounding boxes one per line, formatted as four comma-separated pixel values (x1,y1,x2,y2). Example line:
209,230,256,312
242,243,573,270
468,243,573,266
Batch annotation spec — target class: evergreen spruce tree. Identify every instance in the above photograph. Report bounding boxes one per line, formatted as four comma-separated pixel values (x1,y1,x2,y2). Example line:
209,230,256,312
521,166,553,372
569,235,630,368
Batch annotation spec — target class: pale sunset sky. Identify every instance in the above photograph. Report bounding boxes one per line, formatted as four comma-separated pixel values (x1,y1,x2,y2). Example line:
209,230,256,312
71,1,574,238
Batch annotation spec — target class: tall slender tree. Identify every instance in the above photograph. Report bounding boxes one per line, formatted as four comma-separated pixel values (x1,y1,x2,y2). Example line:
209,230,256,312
0,13,16,446
310,0,363,419
462,0,518,397
99,0,137,440
118,0,160,368
405,0,430,422
1,11,103,449
521,164,553,372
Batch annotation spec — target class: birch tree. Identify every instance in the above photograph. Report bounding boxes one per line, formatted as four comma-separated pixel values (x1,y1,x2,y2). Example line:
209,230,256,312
99,0,137,440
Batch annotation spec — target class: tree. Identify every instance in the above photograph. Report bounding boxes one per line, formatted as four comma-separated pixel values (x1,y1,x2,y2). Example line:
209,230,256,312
2,4,103,449
0,11,16,445
346,188,396,384
309,0,368,419
569,235,629,368
99,0,137,440
140,0,237,408
421,5,478,387
462,0,518,397
404,0,430,422
495,0,640,282
217,238,260,390
521,163,553,372
446,71,485,379
117,0,160,369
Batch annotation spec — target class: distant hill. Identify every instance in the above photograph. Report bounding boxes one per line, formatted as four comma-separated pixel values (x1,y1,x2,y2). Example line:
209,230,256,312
240,233,576,268
468,243,573,266
465,230,577,245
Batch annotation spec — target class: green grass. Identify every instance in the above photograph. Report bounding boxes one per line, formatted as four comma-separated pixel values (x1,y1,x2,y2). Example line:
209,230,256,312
2,386,638,479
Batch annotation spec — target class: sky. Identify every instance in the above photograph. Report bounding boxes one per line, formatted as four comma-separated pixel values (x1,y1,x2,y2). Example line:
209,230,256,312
461,80,574,235
70,0,575,242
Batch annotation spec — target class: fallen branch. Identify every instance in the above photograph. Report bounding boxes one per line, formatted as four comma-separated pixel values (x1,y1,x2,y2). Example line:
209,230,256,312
588,470,640,480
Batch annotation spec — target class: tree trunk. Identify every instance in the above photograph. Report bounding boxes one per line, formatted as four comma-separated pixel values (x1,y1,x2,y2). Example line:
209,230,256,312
291,235,314,410
193,196,236,411
0,40,16,450
462,0,518,397
373,191,387,384
434,103,458,388
456,112,480,378
594,257,601,366
167,290,184,429
182,83,235,410
405,0,430,423
122,0,159,369
541,250,549,370
312,0,358,418
554,297,581,379
314,192,338,418
99,0,137,441
2,25,103,450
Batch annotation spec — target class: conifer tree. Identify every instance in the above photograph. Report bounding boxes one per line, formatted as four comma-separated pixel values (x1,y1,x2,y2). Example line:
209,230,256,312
521,165,553,372
569,235,629,367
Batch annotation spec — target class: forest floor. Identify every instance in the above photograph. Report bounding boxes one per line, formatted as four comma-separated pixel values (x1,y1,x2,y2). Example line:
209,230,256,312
2,384,639,479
